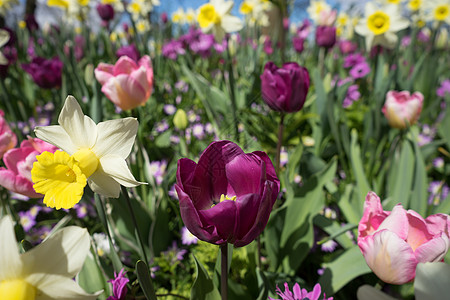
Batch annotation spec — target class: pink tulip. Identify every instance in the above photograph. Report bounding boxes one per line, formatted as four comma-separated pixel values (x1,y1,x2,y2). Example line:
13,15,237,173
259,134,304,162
94,55,153,111
0,138,58,198
0,109,17,159
382,90,424,129
358,192,450,284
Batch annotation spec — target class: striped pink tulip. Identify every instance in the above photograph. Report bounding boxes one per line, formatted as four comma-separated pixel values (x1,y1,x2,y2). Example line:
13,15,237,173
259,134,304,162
382,90,423,129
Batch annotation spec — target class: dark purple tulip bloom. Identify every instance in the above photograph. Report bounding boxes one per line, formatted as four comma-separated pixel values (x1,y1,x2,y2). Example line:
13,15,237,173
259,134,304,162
175,140,280,247
97,3,115,22
116,44,140,62
22,57,63,89
315,25,336,49
293,36,305,53
261,61,310,113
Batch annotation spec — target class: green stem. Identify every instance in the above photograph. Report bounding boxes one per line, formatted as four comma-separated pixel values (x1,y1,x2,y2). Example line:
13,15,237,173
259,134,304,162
121,186,149,265
275,113,285,174
221,244,228,300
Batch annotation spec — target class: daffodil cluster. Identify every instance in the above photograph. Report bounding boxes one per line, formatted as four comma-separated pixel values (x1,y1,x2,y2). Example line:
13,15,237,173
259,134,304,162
31,95,145,210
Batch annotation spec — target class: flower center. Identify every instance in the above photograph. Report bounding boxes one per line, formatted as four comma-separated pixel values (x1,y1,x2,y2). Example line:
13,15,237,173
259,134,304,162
0,279,36,300
408,0,421,11
198,4,221,29
434,5,449,21
72,148,99,178
31,151,87,210
240,2,254,14
367,11,390,35
211,194,237,207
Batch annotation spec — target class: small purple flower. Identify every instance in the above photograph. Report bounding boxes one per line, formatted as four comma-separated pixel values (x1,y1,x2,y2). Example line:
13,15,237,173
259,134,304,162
343,53,365,68
181,226,198,245
191,123,205,140
437,79,450,98
417,124,436,146
342,85,361,108
190,33,215,57
280,147,288,167
162,40,185,60
269,282,333,300
349,62,370,79
107,268,129,300
433,157,444,169
22,56,63,89
155,120,169,133
163,104,176,115
175,80,189,93
321,239,338,252
18,211,36,232
427,181,449,205
163,241,188,262
148,160,167,185
116,44,140,62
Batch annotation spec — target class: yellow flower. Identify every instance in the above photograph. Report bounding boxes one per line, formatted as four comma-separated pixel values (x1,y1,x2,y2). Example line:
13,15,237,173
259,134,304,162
408,0,422,11
34,96,145,201
424,0,450,25
0,215,100,300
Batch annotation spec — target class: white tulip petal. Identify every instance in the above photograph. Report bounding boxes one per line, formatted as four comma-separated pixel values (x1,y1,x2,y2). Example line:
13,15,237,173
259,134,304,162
100,154,145,187
93,117,138,158
58,96,97,149
22,226,90,286
88,170,121,198
35,274,101,300
34,125,75,154
0,216,23,280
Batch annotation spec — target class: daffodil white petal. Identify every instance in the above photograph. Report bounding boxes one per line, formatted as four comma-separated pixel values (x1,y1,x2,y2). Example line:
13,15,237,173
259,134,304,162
365,2,376,16
35,274,101,300
94,118,138,158
34,125,75,154
58,96,97,149
0,216,23,280
22,226,90,286
100,154,145,187
390,19,409,32
88,169,121,198
0,29,9,48
0,53,7,65
221,15,244,32
213,0,233,15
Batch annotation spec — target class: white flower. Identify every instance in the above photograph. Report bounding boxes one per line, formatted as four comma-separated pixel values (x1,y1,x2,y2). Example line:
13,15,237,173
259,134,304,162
355,3,409,50
0,29,9,65
423,0,450,25
0,215,100,299
197,0,243,41
34,95,145,199
307,0,332,25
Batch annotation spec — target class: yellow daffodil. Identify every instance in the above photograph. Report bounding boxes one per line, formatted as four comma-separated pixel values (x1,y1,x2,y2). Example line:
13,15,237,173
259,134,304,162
33,96,145,208
355,3,409,50
197,0,243,41
0,215,101,300
239,0,271,27
424,0,450,25
0,29,10,65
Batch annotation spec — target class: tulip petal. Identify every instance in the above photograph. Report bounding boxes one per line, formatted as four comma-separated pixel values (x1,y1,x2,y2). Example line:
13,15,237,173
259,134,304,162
0,168,42,198
358,230,417,284
358,192,390,239
415,233,449,263
99,154,144,187
34,125,75,154
377,204,409,240
22,226,90,285
113,56,138,75
405,209,434,251
94,63,114,85
33,274,100,300
88,170,121,198
101,74,147,110
226,153,265,195
198,200,237,244
94,118,138,158
58,96,97,149
425,213,450,236
176,185,221,243
0,216,23,281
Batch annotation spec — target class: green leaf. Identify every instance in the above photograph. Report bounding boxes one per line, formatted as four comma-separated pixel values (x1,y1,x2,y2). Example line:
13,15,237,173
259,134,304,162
349,129,371,201
415,262,450,300
319,246,371,295
78,250,108,300
191,254,221,300
409,139,428,215
438,104,450,151
338,184,364,225
136,260,158,300
287,142,303,182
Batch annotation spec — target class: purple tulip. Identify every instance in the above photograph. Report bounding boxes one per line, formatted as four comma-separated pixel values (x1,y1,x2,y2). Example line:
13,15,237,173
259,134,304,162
22,56,63,89
175,140,280,247
315,25,336,49
97,4,115,23
116,44,140,62
261,61,310,113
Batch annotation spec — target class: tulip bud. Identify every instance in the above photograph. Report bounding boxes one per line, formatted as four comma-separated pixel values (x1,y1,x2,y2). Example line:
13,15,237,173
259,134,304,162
315,25,337,48
260,61,310,113
173,109,188,130
96,4,115,23
382,90,424,129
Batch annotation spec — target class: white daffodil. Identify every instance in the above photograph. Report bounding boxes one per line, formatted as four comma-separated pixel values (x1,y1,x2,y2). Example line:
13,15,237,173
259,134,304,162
0,29,10,65
423,0,450,25
0,215,101,299
307,0,332,25
355,3,409,50
239,0,272,27
32,95,145,209
197,0,243,41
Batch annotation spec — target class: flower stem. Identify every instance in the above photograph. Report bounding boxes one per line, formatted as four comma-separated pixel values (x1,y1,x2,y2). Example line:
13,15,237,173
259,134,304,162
275,113,285,174
121,186,149,265
220,243,228,300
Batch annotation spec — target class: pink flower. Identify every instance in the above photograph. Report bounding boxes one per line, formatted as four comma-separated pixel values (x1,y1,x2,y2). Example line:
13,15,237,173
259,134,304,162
358,192,450,285
269,282,333,300
0,109,17,159
382,90,424,129
0,138,58,198
107,268,129,300
94,55,154,111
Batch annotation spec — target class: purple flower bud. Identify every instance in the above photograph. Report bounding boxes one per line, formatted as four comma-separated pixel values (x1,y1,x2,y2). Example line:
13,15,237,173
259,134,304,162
116,44,140,62
260,61,310,113
315,25,336,49
22,56,63,89
97,4,115,22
